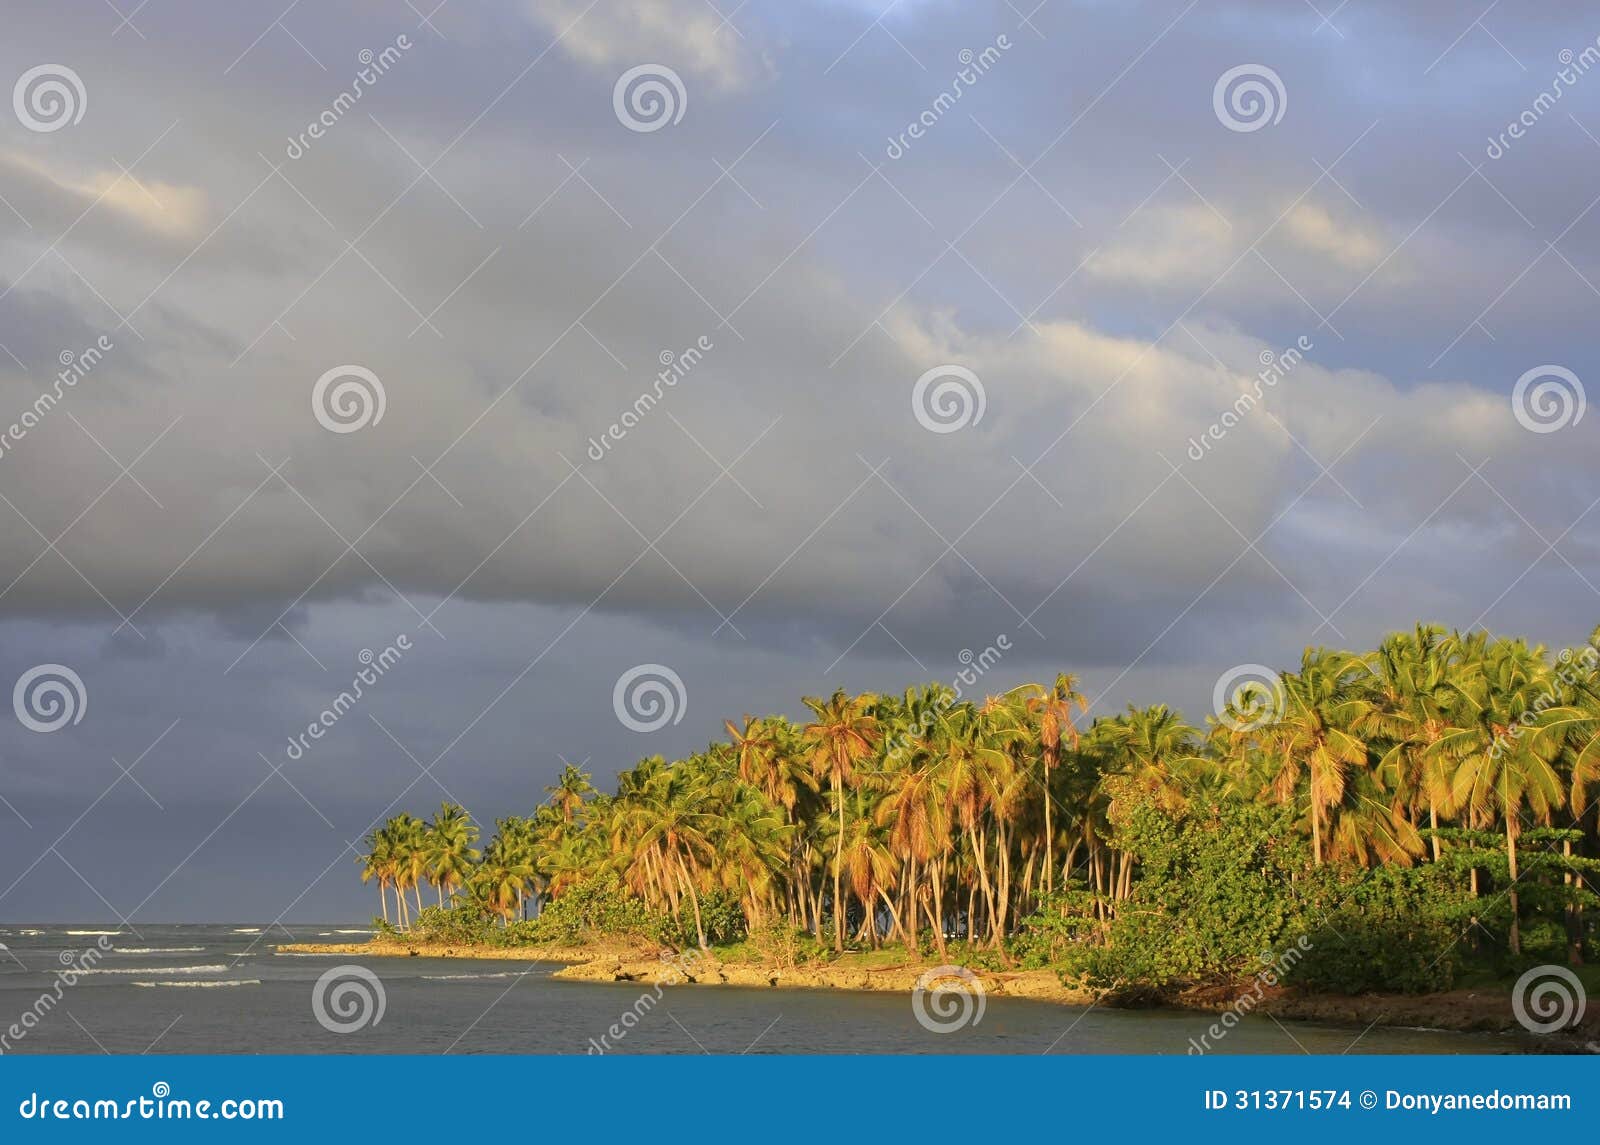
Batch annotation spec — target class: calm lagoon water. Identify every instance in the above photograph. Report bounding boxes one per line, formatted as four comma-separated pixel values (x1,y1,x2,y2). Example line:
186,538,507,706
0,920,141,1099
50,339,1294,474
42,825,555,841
0,924,1508,1055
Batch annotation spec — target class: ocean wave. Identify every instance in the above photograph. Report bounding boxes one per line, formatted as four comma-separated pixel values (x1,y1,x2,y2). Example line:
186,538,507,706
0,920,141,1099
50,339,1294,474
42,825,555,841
64,930,122,936
79,965,228,975
331,929,371,935
422,971,525,981
133,979,260,989
230,928,262,934
112,947,205,954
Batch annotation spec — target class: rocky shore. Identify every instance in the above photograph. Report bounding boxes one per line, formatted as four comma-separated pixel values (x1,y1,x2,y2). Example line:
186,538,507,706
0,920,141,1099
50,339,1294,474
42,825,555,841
275,940,1597,1048
276,939,606,963
550,953,1096,1004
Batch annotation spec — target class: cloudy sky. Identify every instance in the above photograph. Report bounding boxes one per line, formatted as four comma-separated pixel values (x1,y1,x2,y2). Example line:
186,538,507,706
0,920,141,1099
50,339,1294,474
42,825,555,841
0,0,1596,922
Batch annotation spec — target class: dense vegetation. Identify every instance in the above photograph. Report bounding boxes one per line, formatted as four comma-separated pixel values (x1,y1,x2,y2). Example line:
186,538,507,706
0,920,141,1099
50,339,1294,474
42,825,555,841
358,624,1600,995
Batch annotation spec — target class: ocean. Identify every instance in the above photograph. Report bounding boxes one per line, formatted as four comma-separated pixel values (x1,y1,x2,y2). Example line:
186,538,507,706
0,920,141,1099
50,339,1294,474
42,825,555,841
0,924,1507,1054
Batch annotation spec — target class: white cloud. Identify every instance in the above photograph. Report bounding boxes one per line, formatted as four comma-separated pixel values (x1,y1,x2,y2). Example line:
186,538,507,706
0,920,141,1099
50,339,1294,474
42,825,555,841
522,0,764,90
1279,201,1387,270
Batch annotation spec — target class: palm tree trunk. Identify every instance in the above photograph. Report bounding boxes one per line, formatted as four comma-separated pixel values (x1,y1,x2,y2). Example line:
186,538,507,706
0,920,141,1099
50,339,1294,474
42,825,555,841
903,853,917,946
1311,771,1323,865
1564,838,1583,966
1506,820,1521,956
877,887,902,945
833,773,846,953
1043,757,1054,895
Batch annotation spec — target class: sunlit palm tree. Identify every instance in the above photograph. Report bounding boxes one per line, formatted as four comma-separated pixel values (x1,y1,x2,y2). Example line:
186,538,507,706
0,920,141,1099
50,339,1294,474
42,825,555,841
802,690,880,952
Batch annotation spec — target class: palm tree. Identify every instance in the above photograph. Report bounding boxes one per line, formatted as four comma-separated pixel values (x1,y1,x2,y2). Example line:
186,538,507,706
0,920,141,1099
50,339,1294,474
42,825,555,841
802,690,880,952
1024,674,1087,896
386,813,428,928
474,855,535,925
1361,625,1457,860
1431,638,1584,954
547,765,594,823
1247,649,1375,865
426,802,481,907
357,828,395,925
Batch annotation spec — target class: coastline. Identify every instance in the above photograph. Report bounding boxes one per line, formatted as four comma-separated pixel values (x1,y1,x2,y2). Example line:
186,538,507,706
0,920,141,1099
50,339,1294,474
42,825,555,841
275,940,1597,1047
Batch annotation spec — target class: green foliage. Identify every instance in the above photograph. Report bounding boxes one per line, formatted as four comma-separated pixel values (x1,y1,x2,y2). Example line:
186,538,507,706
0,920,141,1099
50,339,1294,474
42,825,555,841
663,888,747,947
410,902,497,945
521,875,670,945
1008,889,1108,968
1287,866,1463,994
1057,799,1314,991
720,921,830,968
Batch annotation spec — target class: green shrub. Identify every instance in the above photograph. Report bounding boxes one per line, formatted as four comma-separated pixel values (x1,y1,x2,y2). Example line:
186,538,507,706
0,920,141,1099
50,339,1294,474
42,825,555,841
1287,865,1462,994
522,875,669,945
1057,799,1314,991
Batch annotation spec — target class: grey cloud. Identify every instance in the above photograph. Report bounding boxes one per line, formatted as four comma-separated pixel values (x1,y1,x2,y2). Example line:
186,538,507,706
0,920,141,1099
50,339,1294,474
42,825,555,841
0,0,1597,920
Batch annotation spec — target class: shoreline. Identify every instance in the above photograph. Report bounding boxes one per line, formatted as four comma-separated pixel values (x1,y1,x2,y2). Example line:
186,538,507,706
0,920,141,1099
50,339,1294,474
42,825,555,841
275,941,1597,1048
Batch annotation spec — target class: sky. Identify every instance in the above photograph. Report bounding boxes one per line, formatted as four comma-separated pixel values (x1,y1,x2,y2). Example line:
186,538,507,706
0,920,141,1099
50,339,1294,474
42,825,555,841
0,0,1597,922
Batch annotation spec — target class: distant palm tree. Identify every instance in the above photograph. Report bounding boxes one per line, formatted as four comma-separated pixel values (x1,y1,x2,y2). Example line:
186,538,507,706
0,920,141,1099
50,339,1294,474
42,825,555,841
426,802,481,907
357,828,395,925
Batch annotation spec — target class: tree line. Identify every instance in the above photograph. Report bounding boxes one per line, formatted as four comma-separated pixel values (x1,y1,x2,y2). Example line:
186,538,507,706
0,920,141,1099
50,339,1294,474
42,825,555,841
358,624,1600,974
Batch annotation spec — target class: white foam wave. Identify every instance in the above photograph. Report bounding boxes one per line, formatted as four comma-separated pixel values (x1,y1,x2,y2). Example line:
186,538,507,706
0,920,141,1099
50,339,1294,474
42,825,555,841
133,979,260,989
112,947,205,954
79,965,228,975
422,971,524,981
